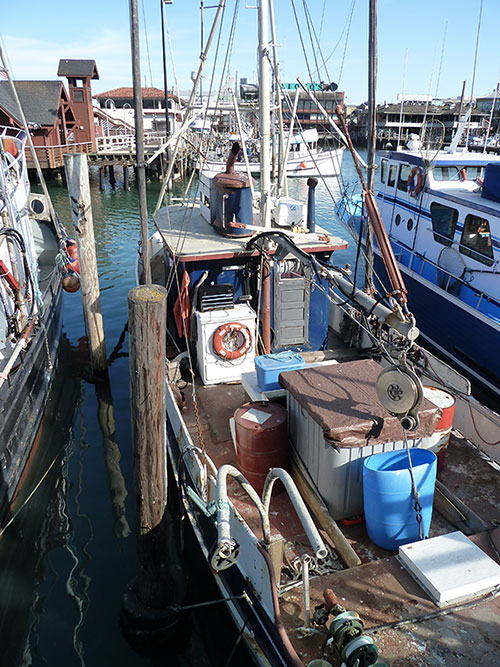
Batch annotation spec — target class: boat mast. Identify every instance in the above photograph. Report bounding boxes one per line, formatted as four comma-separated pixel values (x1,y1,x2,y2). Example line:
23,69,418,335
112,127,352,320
130,0,151,285
258,0,271,228
365,0,377,294
269,0,287,196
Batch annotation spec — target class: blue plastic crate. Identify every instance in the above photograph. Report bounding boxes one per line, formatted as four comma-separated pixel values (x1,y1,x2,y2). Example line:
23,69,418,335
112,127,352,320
255,352,305,391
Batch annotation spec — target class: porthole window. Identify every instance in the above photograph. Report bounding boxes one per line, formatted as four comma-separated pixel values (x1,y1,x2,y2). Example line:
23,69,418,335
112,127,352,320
394,214,401,226
407,219,414,231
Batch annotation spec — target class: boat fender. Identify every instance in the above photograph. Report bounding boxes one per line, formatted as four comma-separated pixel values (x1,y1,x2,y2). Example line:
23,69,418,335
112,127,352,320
65,239,80,275
300,161,307,169
407,167,423,197
212,322,252,360
62,270,81,293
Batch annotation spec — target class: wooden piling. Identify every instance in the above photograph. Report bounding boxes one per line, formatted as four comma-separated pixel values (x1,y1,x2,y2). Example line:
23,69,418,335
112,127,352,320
123,165,129,190
98,167,104,192
109,165,116,187
64,153,107,374
127,284,170,607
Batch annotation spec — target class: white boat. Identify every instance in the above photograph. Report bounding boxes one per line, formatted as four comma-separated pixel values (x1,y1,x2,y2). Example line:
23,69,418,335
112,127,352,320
369,145,500,400
0,125,66,525
204,128,344,178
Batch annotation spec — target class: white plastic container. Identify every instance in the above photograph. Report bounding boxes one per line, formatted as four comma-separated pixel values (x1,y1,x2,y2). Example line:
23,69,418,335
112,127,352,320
195,304,256,385
271,197,306,228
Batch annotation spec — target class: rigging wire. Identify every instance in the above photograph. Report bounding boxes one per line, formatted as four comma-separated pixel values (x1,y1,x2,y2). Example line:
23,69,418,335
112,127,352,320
140,0,154,88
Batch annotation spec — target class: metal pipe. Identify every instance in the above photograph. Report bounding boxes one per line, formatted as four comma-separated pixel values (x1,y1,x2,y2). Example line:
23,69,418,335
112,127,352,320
302,554,311,627
306,178,318,233
262,468,328,560
216,465,271,560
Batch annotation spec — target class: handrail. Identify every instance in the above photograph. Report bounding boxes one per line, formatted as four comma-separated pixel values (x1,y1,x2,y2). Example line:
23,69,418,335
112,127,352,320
392,238,500,315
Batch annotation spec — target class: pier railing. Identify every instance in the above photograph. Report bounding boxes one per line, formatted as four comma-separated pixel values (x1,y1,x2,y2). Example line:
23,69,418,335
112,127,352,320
26,142,92,169
96,133,167,153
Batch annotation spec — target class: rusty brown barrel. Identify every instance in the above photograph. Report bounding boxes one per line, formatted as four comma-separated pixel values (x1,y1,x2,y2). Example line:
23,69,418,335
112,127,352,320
234,401,288,494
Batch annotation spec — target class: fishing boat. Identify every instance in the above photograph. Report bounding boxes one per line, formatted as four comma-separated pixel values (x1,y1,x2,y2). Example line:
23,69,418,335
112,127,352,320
135,2,500,664
204,127,344,178
0,61,74,526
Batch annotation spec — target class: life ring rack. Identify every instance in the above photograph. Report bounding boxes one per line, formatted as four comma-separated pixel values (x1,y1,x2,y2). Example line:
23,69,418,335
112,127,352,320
407,167,423,197
213,322,252,361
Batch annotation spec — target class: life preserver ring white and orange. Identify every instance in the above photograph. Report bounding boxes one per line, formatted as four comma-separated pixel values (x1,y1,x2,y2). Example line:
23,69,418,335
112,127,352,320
407,167,423,197
213,322,252,360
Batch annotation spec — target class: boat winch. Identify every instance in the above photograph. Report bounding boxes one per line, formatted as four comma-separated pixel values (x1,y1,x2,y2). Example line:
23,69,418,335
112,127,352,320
375,364,423,431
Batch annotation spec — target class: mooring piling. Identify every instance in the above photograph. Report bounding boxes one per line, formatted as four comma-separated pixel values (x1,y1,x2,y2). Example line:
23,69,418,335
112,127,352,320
64,153,107,375
121,284,184,645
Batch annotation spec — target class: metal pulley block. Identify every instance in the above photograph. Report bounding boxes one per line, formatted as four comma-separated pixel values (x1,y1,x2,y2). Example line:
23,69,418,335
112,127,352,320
376,364,424,431
210,539,240,572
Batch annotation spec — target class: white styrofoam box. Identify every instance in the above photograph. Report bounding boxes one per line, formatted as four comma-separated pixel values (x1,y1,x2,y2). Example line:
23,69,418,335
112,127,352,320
287,392,444,520
195,304,257,385
399,531,500,607
271,197,306,228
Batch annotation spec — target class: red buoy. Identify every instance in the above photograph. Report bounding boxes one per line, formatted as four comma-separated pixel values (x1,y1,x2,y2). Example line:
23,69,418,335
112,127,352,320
65,239,80,275
234,401,288,494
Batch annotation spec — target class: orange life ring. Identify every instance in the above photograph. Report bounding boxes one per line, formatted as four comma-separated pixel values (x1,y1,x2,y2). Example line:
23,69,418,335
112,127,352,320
407,167,423,197
213,322,252,361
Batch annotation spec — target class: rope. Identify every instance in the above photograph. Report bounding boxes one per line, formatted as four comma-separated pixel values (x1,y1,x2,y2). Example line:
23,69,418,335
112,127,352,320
403,428,423,540
0,446,65,537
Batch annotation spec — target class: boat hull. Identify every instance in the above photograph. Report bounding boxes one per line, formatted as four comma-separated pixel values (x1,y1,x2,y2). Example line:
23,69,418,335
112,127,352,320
0,279,63,525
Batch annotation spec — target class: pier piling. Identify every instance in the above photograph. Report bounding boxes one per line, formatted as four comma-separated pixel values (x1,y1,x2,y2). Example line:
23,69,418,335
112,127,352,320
121,284,184,645
64,153,107,375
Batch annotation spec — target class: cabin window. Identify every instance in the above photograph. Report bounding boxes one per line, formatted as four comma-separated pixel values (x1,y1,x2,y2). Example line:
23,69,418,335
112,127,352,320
387,164,397,187
430,202,458,246
380,159,387,184
433,166,483,181
407,218,414,231
394,213,401,226
397,164,411,191
459,214,494,265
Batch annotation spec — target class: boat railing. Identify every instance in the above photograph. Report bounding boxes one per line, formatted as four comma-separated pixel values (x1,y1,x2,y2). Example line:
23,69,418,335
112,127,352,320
391,238,500,322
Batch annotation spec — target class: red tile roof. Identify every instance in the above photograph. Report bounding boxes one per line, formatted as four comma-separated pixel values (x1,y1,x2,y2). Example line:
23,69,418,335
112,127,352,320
94,87,168,100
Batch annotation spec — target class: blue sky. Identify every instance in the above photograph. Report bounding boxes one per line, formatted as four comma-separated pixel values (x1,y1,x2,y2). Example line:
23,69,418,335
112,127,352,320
1,1,498,105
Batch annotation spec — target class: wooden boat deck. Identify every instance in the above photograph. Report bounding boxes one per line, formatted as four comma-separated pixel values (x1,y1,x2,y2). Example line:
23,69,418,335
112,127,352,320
180,362,500,666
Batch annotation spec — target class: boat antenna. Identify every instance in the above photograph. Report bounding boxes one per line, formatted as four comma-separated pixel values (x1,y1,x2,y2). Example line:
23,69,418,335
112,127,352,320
466,0,484,147
396,49,408,150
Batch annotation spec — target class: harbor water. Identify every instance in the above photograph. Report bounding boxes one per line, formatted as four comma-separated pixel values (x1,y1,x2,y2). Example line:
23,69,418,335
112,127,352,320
0,151,364,666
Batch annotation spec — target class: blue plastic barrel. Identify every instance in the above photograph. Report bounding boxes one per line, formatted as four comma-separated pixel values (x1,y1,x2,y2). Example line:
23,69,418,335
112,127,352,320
363,449,437,551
